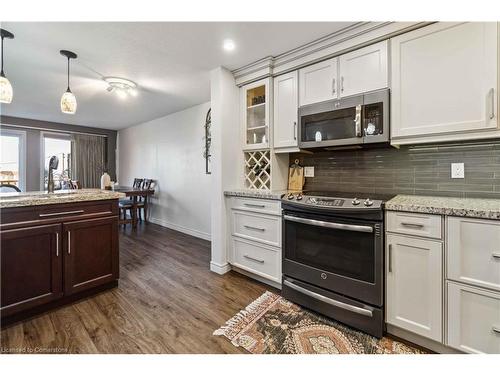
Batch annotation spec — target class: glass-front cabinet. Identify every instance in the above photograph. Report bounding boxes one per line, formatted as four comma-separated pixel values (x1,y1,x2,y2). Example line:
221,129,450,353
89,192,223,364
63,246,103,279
241,78,270,150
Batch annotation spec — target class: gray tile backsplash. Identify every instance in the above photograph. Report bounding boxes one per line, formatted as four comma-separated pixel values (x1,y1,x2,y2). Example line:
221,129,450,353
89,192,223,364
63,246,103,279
291,140,500,198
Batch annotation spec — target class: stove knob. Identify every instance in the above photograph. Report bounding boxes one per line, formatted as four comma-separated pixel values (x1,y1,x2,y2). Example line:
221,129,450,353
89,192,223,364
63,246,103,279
364,198,373,207
287,193,295,200
352,198,360,206
296,193,303,201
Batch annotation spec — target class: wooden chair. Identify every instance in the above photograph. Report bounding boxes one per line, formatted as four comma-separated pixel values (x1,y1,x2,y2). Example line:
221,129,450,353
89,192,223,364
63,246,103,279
119,178,145,227
69,180,81,189
137,179,155,222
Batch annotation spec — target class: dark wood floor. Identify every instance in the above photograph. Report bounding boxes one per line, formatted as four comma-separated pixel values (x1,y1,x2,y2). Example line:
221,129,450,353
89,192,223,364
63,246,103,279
0,223,272,353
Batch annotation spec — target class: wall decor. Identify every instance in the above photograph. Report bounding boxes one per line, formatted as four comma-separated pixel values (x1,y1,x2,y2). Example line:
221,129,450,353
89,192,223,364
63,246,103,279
203,108,212,174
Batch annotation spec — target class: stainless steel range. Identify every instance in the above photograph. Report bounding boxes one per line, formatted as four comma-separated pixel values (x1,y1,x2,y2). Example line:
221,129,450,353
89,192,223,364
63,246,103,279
281,191,393,338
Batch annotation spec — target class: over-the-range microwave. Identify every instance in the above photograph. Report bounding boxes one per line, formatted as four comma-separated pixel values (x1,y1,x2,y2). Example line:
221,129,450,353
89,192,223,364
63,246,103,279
299,88,389,149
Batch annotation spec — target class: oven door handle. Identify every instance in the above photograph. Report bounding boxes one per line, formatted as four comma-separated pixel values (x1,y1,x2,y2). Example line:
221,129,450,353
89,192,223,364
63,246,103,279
284,280,374,317
283,215,373,233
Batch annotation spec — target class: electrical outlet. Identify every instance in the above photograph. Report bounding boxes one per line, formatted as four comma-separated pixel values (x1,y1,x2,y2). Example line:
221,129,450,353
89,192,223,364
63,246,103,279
304,166,315,178
451,163,465,179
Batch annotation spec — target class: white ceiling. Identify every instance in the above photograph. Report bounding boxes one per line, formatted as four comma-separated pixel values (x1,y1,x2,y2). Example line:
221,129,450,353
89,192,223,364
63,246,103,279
0,22,356,130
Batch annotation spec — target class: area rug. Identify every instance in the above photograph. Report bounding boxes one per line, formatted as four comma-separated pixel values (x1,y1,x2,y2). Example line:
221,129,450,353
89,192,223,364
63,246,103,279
214,291,424,354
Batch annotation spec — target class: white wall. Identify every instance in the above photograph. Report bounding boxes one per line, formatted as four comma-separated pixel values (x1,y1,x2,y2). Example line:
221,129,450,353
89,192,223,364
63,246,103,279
209,67,241,274
118,101,212,240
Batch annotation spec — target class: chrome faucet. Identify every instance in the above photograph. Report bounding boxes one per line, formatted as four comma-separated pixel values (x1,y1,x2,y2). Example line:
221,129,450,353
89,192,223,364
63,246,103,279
47,156,59,193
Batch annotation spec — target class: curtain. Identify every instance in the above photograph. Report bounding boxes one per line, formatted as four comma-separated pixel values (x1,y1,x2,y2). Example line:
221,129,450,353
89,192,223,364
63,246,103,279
71,134,106,188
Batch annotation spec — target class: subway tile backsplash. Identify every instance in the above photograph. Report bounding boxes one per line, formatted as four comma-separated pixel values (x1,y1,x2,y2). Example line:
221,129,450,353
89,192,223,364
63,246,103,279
291,140,500,198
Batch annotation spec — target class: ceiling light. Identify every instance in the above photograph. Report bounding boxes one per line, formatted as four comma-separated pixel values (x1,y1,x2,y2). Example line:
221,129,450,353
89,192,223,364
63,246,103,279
60,50,78,115
104,77,138,99
0,28,15,104
223,39,235,52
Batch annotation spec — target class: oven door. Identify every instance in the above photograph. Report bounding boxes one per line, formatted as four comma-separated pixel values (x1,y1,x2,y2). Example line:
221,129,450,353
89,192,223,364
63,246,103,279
282,211,383,306
299,94,363,148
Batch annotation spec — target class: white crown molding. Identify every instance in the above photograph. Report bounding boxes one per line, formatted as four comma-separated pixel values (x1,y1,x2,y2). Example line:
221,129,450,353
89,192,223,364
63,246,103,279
232,21,433,86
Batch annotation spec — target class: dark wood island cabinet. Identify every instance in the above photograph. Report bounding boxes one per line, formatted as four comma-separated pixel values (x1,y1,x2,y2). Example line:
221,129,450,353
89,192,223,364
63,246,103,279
0,190,123,325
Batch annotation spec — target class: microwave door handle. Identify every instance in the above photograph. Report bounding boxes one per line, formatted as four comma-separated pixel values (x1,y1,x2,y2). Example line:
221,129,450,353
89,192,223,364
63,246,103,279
284,215,373,233
355,104,362,137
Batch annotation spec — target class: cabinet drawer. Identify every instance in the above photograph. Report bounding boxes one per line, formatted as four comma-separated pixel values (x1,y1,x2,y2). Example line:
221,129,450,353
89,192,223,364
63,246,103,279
231,237,281,283
447,217,500,292
447,282,500,354
231,197,281,215
386,211,442,239
232,211,280,247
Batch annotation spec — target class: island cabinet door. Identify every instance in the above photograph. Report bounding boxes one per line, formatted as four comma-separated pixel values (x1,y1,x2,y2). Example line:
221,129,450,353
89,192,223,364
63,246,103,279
1,224,63,317
63,216,119,295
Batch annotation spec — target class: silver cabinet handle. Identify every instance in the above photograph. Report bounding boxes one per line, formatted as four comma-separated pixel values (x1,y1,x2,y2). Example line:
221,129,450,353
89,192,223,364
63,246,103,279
67,231,71,255
355,104,362,137
284,279,373,317
492,253,500,259
388,244,393,273
243,254,264,264
293,121,297,140
489,88,495,120
332,78,336,94
39,210,84,218
243,203,265,209
492,325,500,334
284,215,373,233
56,232,59,257
401,222,424,228
341,76,344,92
244,225,265,232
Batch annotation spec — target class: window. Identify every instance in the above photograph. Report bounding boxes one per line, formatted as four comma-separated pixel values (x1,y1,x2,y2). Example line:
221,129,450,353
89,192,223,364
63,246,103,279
0,128,26,191
41,132,72,190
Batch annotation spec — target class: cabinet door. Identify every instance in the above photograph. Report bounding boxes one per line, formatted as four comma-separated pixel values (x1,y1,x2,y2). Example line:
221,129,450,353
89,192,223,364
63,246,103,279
339,40,388,97
391,22,498,139
447,282,500,354
386,234,443,342
63,216,119,295
447,216,500,292
241,78,270,151
273,71,298,149
1,224,62,317
299,57,338,106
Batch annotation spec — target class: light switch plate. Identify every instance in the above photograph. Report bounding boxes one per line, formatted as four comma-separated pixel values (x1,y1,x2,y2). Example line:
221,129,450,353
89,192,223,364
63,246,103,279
451,163,465,179
304,166,315,178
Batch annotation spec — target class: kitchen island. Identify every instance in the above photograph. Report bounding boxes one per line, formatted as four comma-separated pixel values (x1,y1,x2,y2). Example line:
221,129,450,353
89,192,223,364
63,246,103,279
0,189,125,325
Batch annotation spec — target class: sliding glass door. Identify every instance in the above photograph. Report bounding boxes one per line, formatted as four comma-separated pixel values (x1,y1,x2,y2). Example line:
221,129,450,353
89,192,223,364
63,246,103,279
0,129,26,191
41,132,72,191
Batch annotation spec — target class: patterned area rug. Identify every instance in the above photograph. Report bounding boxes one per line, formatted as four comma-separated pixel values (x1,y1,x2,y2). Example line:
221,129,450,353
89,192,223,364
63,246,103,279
214,291,425,354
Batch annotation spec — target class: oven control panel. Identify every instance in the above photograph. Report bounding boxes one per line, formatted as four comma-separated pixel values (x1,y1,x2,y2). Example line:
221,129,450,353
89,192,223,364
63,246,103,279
285,193,383,210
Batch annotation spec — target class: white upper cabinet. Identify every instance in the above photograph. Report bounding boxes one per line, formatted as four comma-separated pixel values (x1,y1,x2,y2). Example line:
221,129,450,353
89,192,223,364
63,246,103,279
241,78,270,150
391,22,498,141
299,57,338,106
339,41,388,97
273,71,299,150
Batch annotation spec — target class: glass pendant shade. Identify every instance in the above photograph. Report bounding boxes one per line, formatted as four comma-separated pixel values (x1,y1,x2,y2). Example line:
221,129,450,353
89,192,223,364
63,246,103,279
0,74,13,104
60,89,77,114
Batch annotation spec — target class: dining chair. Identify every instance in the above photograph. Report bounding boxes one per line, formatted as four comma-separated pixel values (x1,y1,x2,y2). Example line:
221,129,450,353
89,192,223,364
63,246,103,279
137,179,155,222
0,183,21,193
119,178,145,227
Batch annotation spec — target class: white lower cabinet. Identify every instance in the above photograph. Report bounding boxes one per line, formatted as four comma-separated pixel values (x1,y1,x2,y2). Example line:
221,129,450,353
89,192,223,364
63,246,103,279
447,281,500,354
386,234,443,342
227,197,282,287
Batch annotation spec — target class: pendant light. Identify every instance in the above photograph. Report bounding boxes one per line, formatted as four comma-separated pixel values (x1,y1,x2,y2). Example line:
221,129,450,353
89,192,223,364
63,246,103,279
0,28,14,104
60,50,77,114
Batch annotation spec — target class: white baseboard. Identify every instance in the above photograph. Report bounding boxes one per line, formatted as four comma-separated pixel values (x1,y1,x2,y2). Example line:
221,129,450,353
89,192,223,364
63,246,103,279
210,261,231,275
149,217,211,241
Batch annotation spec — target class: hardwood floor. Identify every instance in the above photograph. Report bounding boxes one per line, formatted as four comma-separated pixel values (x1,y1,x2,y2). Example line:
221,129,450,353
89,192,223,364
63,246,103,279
0,223,273,353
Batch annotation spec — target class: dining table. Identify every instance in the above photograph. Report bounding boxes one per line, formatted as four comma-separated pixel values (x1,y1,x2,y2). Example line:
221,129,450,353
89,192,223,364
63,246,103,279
113,185,155,229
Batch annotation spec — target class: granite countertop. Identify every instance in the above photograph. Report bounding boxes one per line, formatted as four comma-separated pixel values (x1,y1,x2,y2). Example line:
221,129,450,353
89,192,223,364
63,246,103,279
224,189,287,201
386,194,500,220
0,189,126,209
